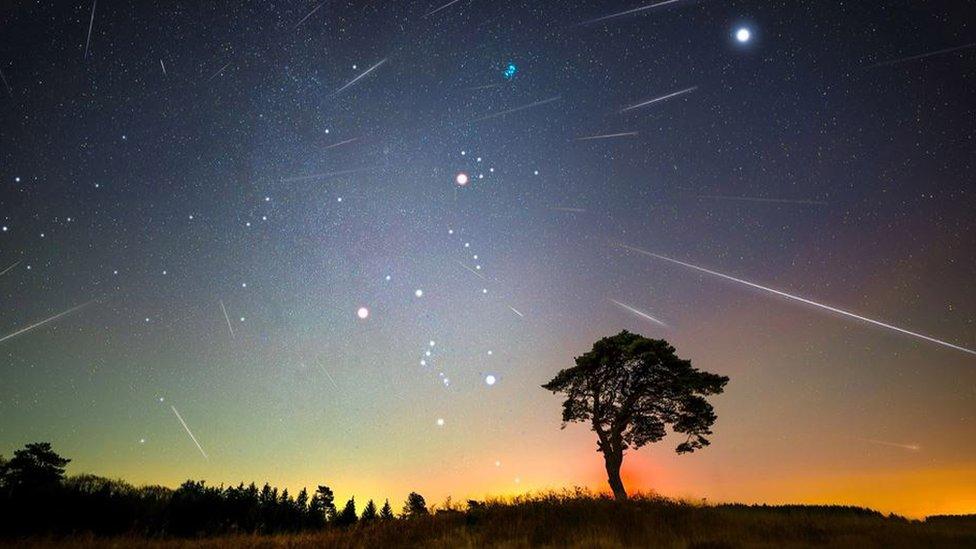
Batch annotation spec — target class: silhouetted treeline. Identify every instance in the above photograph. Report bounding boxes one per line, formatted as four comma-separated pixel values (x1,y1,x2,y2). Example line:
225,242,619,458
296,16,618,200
0,442,425,537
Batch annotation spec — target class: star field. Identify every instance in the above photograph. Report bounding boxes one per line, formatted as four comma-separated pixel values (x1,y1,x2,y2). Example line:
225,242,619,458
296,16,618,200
1,0,974,518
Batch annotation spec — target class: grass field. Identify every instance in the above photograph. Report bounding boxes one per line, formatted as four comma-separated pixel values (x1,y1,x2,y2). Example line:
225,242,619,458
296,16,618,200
13,492,976,548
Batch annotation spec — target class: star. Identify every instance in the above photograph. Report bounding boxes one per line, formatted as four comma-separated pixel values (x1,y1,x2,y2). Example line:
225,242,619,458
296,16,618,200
735,27,752,43
357,307,369,319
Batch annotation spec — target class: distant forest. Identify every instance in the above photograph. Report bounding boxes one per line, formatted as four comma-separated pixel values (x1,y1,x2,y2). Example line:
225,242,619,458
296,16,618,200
0,442,430,537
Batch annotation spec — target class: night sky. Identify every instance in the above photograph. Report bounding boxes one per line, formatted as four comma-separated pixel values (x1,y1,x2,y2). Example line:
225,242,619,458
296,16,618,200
1,0,974,518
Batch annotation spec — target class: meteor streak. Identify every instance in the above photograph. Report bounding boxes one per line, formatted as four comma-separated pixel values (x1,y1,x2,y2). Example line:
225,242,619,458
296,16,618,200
575,131,639,141
219,300,235,339
550,206,586,212
159,59,167,75
457,260,487,280
860,438,921,452
84,0,97,60
0,68,13,99
610,299,667,327
316,363,340,390
424,0,464,18
0,301,94,345
323,137,359,150
280,166,378,182
867,42,976,68
294,2,325,29
699,195,828,206
581,0,686,25
206,60,233,82
171,406,208,460
467,82,506,91
620,86,697,113
509,306,524,317
0,260,21,276
470,95,561,123
333,59,387,95
616,243,976,357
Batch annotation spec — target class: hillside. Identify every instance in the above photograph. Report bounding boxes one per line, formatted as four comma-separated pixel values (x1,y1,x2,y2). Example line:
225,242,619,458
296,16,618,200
14,493,976,548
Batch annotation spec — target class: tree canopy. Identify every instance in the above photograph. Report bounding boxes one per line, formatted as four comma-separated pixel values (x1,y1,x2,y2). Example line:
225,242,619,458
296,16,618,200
403,492,429,518
542,331,728,499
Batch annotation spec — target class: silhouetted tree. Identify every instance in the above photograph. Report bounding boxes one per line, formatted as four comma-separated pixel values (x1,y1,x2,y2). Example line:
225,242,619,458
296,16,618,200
0,443,386,537
307,489,327,528
403,492,429,518
295,488,309,529
542,331,729,500
380,499,394,520
0,454,8,489
336,497,358,526
361,499,378,521
314,485,337,523
2,442,70,493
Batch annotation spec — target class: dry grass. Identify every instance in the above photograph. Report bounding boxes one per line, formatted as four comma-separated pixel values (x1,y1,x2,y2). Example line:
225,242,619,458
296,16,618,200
11,491,976,548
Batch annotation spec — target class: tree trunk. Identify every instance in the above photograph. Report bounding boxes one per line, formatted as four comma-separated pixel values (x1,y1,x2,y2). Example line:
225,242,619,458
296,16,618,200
604,450,627,501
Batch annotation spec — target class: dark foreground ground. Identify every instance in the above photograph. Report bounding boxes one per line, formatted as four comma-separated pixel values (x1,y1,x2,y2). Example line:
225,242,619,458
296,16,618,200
9,493,976,548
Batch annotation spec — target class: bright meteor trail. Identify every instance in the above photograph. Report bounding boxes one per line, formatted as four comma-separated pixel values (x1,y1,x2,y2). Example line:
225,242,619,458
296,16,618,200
581,0,687,25
610,299,667,327
333,59,387,95
219,300,235,340
616,244,976,357
294,2,325,29
0,301,94,345
620,86,697,113
83,0,97,60
0,260,21,277
424,0,464,18
171,406,208,460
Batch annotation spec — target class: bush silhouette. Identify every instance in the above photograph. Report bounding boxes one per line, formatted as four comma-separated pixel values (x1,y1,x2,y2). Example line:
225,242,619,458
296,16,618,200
403,492,429,518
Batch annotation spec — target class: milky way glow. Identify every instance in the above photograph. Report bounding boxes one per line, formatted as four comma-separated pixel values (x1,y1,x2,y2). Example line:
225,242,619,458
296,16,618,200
2,1,974,523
